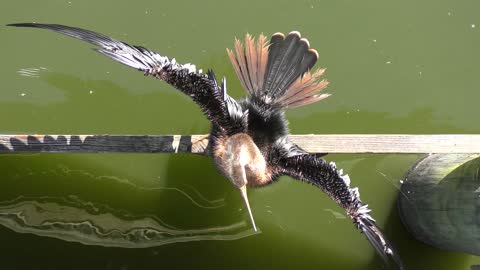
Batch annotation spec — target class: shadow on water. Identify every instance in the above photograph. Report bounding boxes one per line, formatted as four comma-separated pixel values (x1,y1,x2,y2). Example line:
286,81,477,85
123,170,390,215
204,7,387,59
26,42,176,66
372,199,471,270
363,172,474,270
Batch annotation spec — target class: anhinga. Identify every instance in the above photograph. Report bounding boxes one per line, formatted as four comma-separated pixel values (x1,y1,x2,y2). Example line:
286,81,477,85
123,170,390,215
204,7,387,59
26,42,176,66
8,23,404,269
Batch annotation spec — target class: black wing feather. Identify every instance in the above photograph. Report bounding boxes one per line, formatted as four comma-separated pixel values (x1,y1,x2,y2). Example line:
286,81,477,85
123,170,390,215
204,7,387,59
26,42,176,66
277,152,405,270
8,23,246,132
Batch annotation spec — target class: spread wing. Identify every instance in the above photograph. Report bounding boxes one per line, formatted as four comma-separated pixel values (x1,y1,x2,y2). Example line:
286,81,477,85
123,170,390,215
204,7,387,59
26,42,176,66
7,23,245,131
275,150,405,270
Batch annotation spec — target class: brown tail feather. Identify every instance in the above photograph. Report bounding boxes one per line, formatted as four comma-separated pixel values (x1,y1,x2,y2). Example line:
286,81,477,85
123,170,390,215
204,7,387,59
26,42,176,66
283,93,331,109
227,34,269,95
227,46,249,93
245,34,258,91
277,68,327,103
235,38,254,91
279,79,329,107
257,35,268,94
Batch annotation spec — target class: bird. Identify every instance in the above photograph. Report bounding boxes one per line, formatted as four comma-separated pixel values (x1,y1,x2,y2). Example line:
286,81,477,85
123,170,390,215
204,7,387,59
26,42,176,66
7,23,404,269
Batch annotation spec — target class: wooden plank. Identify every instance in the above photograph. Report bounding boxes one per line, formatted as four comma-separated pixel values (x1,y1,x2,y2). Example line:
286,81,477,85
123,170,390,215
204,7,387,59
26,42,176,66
0,134,479,154
289,134,480,153
0,134,210,154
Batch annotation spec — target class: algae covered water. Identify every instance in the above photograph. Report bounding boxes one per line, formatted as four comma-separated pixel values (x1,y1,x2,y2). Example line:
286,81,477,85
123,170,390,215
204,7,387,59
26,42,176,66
1,0,480,269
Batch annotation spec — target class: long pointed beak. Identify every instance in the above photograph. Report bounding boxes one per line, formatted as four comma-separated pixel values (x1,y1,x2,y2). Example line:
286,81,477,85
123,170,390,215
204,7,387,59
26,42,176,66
239,185,257,232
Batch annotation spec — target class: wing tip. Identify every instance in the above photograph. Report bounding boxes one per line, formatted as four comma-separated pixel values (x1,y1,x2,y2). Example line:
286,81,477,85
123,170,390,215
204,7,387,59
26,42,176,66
354,213,406,270
7,22,34,27
362,220,405,270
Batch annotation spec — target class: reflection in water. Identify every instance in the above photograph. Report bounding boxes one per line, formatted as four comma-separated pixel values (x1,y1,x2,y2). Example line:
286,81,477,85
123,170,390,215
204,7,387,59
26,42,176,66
55,164,225,210
0,196,252,248
0,153,256,248
17,67,47,78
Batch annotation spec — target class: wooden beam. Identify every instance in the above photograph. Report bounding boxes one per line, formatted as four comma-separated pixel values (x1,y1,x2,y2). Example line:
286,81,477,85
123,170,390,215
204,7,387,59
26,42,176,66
0,134,210,154
290,134,480,154
0,134,479,154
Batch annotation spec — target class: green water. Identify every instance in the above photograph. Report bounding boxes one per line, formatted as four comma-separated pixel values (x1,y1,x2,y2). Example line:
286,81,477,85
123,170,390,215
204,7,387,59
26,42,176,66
1,0,480,269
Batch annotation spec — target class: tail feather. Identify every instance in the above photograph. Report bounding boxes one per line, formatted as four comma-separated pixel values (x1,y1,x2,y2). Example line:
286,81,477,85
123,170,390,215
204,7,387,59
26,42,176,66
227,31,329,109
227,44,249,93
227,34,268,96
263,32,302,97
256,35,268,95
274,37,309,94
279,68,325,101
282,93,331,109
263,33,285,91
245,34,259,91
294,47,318,79
234,38,254,92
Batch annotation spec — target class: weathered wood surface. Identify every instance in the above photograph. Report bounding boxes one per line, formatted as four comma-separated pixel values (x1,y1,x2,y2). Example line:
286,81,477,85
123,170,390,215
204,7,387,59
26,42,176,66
1,134,480,154
293,134,480,153
0,134,210,154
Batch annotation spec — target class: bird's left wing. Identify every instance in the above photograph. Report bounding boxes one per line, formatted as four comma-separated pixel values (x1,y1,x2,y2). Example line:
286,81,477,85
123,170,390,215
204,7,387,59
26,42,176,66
8,23,243,130
276,152,405,270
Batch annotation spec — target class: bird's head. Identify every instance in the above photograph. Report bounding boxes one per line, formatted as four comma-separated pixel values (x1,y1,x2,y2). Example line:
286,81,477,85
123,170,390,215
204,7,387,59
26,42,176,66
215,133,268,232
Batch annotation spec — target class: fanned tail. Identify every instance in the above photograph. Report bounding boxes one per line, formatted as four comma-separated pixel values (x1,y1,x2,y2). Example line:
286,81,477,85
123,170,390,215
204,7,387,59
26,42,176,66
227,31,330,109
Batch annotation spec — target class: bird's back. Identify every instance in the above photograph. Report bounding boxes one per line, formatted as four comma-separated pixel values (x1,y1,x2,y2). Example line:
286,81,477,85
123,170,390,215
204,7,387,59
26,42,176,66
241,99,288,151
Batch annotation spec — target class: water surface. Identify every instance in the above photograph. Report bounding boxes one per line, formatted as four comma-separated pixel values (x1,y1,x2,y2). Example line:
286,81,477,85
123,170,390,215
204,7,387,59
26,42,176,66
1,0,480,269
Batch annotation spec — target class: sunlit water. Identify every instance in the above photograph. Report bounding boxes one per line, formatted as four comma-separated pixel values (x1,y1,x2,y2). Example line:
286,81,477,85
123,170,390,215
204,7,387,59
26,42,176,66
1,0,480,269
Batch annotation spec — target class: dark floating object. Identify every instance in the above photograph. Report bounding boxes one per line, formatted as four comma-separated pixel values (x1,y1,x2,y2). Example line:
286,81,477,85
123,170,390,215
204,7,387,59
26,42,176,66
399,154,480,256
8,23,404,269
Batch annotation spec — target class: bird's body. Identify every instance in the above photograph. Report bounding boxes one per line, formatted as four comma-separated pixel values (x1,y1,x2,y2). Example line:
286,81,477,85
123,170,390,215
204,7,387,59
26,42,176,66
211,99,288,188
7,23,405,269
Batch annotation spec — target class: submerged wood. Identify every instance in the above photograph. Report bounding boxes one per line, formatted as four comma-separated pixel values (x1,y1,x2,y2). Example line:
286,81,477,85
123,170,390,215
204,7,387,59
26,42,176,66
1,134,480,154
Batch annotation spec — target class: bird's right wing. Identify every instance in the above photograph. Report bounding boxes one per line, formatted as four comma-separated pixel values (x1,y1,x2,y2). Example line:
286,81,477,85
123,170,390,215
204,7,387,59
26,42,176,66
275,151,405,270
8,23,245,131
